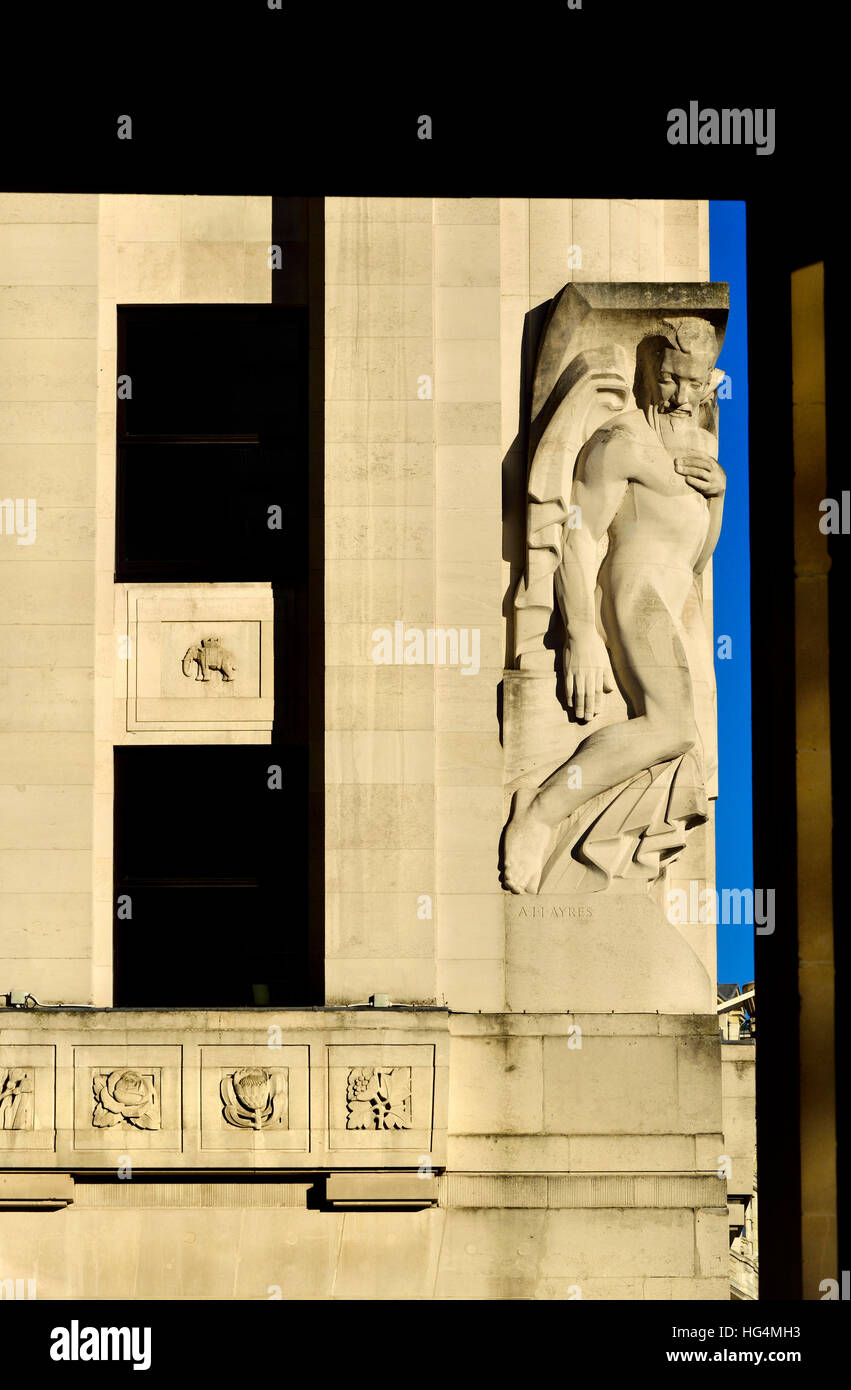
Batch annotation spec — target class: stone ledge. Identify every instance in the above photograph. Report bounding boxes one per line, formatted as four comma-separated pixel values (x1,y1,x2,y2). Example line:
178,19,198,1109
0,1173,74,1209
72,1180,309,1208
439,1172,727,1209
325,1172,438,1208
0,1007,451,1032
448,1013,720,1036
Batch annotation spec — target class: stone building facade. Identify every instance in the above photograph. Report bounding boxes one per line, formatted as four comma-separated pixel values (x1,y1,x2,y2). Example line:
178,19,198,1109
0,195,731,1299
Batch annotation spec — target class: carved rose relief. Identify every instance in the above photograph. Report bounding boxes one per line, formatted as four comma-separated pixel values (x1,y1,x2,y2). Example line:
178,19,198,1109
0,1068,33,1130
92,1070,160,1129
346,1067,411,1130
220,1068,287,1130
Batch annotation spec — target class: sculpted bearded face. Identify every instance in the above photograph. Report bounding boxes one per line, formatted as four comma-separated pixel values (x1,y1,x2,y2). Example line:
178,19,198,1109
653,346,715,418
646,318,719,421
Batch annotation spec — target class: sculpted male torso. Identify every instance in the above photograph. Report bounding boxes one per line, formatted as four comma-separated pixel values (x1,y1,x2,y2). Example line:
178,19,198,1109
503,318,726,893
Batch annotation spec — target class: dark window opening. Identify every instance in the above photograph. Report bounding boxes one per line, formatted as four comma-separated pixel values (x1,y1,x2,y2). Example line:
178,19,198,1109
113,747,307,1007
112,201,324,1009
115,304,307,583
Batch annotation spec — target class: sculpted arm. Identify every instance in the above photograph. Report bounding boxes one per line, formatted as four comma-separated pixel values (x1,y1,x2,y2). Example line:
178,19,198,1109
693,494,724,574
673,452,727,574
555,431,629,720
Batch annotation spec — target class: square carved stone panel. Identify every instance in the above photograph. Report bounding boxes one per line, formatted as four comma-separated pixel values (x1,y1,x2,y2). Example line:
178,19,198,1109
73,1046,182,1152
117,583,274,736
0,1046,55,1152
200,1045,309,1152
327,1044,435,1153
0,1013,450,1170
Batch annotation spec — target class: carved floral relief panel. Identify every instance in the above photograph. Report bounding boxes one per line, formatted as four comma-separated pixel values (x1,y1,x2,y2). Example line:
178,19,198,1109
73,1047,181,1151
346,1067,412,1130
91,1069,161,1130
200,1047,308,1151
328,1046,434,1151
0,1067,33,1130
220,1067,287,1130
0,1047,55,1152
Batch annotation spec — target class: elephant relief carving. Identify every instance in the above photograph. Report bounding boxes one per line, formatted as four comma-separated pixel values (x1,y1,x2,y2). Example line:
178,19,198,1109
181,635,236,682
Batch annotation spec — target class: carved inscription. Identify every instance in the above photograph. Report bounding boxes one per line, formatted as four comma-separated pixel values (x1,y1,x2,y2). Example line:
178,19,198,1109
516,904,593,920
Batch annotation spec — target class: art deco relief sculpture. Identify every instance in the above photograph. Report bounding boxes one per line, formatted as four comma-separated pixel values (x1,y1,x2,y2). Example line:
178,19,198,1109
346,1067,412,1130
182,635,236,682
220,1068,287,1130
503,285,727,896
0,1067,33,1129
92,1070,160,1129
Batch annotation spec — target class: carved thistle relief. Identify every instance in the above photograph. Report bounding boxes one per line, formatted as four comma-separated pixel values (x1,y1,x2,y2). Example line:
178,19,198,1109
0,1067,33,1129
220,1068,287,1130
92,1069,160,1130
346,1067,412,1130
181,635,236,682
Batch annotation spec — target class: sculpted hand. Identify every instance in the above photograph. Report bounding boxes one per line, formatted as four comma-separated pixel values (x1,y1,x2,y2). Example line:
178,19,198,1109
564,629,614,721
674,452,726,497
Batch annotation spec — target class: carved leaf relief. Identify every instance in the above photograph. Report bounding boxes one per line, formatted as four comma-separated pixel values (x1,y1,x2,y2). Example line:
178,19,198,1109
0,1067,34,1130
345,1067,412,1130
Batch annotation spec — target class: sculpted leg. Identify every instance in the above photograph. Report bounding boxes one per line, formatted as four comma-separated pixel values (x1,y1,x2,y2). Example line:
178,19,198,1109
503,717,695,893
503,647,697,893
503,788,557,895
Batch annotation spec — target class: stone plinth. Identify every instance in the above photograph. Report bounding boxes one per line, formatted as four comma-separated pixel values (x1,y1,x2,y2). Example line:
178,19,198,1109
505,892,714,1013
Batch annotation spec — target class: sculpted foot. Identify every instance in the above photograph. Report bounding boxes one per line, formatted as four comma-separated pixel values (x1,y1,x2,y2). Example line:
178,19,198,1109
503,788,554,894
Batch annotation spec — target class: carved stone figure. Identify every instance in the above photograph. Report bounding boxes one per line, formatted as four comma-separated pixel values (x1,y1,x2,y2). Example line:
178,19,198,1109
503,287,727,896
345,1067,411,1130
182,635,236,682
92,1069,160,1129
0,1067,33,1129
220,1068,287,1129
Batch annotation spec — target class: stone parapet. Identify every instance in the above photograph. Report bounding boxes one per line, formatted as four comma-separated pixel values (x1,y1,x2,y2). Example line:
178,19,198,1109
1,1007,722,1177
